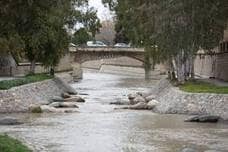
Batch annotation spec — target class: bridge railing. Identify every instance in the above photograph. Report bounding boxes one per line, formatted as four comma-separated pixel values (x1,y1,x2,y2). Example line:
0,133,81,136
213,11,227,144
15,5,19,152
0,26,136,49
69,46,145,52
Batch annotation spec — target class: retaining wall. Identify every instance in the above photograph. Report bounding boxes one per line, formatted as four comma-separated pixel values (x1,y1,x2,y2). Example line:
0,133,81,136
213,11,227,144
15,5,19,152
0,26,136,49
153,79,228,120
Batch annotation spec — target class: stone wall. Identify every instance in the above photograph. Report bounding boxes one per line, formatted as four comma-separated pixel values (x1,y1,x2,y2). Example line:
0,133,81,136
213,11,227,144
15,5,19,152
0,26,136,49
153,79,228,120
194,52,228,81
215,53,228,81
8,54,74,76
0,55,17,76
0,74,73,113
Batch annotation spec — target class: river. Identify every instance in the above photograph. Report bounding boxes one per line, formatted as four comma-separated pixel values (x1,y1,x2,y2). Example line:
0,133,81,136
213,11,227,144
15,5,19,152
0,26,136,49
0,71,228,152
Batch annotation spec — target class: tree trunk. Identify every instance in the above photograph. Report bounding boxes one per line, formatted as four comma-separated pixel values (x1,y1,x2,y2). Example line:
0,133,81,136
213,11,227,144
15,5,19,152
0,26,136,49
189,55,195,79
30,60,36,74
175,52,186,84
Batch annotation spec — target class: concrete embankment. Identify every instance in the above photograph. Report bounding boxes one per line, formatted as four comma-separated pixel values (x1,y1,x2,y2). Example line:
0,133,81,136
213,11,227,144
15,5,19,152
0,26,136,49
0,73,75,113
152,79,228,120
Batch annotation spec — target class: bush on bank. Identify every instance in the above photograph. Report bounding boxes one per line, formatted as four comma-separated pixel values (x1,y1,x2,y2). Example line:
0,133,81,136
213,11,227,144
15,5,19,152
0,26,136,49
0,134,31,152
179,80,228,94
0,74,53,90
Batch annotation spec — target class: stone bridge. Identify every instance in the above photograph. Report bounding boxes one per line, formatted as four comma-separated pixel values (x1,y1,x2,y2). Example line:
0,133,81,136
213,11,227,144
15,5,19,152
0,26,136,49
69,47,145,64
68,47,166,79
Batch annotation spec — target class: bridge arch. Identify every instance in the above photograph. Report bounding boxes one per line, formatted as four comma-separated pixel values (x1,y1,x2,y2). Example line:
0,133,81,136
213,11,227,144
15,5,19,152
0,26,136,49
69,47,145,64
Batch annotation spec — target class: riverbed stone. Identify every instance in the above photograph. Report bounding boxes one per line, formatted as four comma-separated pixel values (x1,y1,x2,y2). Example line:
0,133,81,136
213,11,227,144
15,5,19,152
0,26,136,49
64,96,85,103
50,96,64,102
49,102,61,108
145,95,156,102
128,93,136,100
40,105,58,113
59,102,79,108
204,150,222,152
61,92,71,99
184,115,221,123
132,95,146,105
181,148,198,152
53,77,77,95
29,105,42,113
123,102,149,110
147,100,159,109
49,102,79,108
0,117,23,125
110,101,130,105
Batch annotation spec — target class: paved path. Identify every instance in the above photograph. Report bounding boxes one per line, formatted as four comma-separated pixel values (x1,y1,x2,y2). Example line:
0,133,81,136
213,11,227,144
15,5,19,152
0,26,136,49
0,77,16,82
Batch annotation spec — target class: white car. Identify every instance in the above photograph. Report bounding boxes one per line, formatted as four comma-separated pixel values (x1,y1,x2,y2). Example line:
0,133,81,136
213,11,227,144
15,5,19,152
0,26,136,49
114,43,130,48
86,41,107,47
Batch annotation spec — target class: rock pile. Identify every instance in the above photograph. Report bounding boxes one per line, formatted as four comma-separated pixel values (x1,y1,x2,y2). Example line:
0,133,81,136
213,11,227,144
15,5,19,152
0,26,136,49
114,92,159,110
29,92,85,113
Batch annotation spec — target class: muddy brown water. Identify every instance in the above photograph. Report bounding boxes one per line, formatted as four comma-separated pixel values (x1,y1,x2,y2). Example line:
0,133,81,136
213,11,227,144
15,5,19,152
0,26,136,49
0,71,228,152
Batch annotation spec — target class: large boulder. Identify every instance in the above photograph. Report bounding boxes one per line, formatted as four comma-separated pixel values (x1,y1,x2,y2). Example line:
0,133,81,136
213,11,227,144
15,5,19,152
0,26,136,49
49,102,79,108
40,105,78,113
40,105,58,113
147,100,159,110
59,102,79,108
61,92,71,99
185,115,221,123
0,117,23,125
64,96,85,103
50,96,64,102
130,102,148,110
181,148,197,152
29,105,42,113
132,95,146,105
145,95,156,102
110,101,130,105
128,93,136,100
136,91,151,98
53,77,77,95
121,102,148,110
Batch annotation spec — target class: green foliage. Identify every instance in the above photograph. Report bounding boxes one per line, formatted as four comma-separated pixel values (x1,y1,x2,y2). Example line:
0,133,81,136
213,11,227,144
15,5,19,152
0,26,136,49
0,0,100,73
72,28,92,45
179,80,228,94
0,74,53,90
0,134,31,152
81,8,102,38
103,0,228,82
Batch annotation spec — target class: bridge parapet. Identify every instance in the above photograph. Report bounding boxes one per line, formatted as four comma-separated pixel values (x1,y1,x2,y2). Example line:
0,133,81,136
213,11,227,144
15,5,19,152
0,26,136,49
69,47,145,53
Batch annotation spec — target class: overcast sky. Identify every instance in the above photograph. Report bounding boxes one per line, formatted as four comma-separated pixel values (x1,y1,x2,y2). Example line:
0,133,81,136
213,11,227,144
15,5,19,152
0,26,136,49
89,0,113,21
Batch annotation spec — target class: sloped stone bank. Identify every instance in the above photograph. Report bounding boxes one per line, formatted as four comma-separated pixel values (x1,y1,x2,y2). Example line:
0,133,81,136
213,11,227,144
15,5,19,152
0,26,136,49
0,74,75,113
153,79,228,120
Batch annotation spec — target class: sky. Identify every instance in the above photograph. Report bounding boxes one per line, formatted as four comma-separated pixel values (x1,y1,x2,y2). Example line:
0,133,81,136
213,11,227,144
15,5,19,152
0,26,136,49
89,0,113,21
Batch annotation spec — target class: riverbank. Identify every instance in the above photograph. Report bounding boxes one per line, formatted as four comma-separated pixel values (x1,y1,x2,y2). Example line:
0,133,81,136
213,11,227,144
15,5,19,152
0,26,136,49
151,79,228,120
0,134,31,152
0,72,75,113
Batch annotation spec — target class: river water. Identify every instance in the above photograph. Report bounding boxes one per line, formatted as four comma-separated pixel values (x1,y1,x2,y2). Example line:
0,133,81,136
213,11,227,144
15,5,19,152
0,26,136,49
0,71,228,152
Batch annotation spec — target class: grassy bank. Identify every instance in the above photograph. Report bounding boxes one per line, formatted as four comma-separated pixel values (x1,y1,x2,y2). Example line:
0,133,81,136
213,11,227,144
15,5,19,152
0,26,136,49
0,74,53,90
0,134,31,152
179,80,228,94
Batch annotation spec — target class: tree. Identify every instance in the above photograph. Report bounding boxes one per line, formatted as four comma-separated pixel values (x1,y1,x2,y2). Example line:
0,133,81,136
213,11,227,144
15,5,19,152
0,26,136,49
72,28,92,45
81,7,102,39
103,0,228,83
0,0,100,74
0,0,24,56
